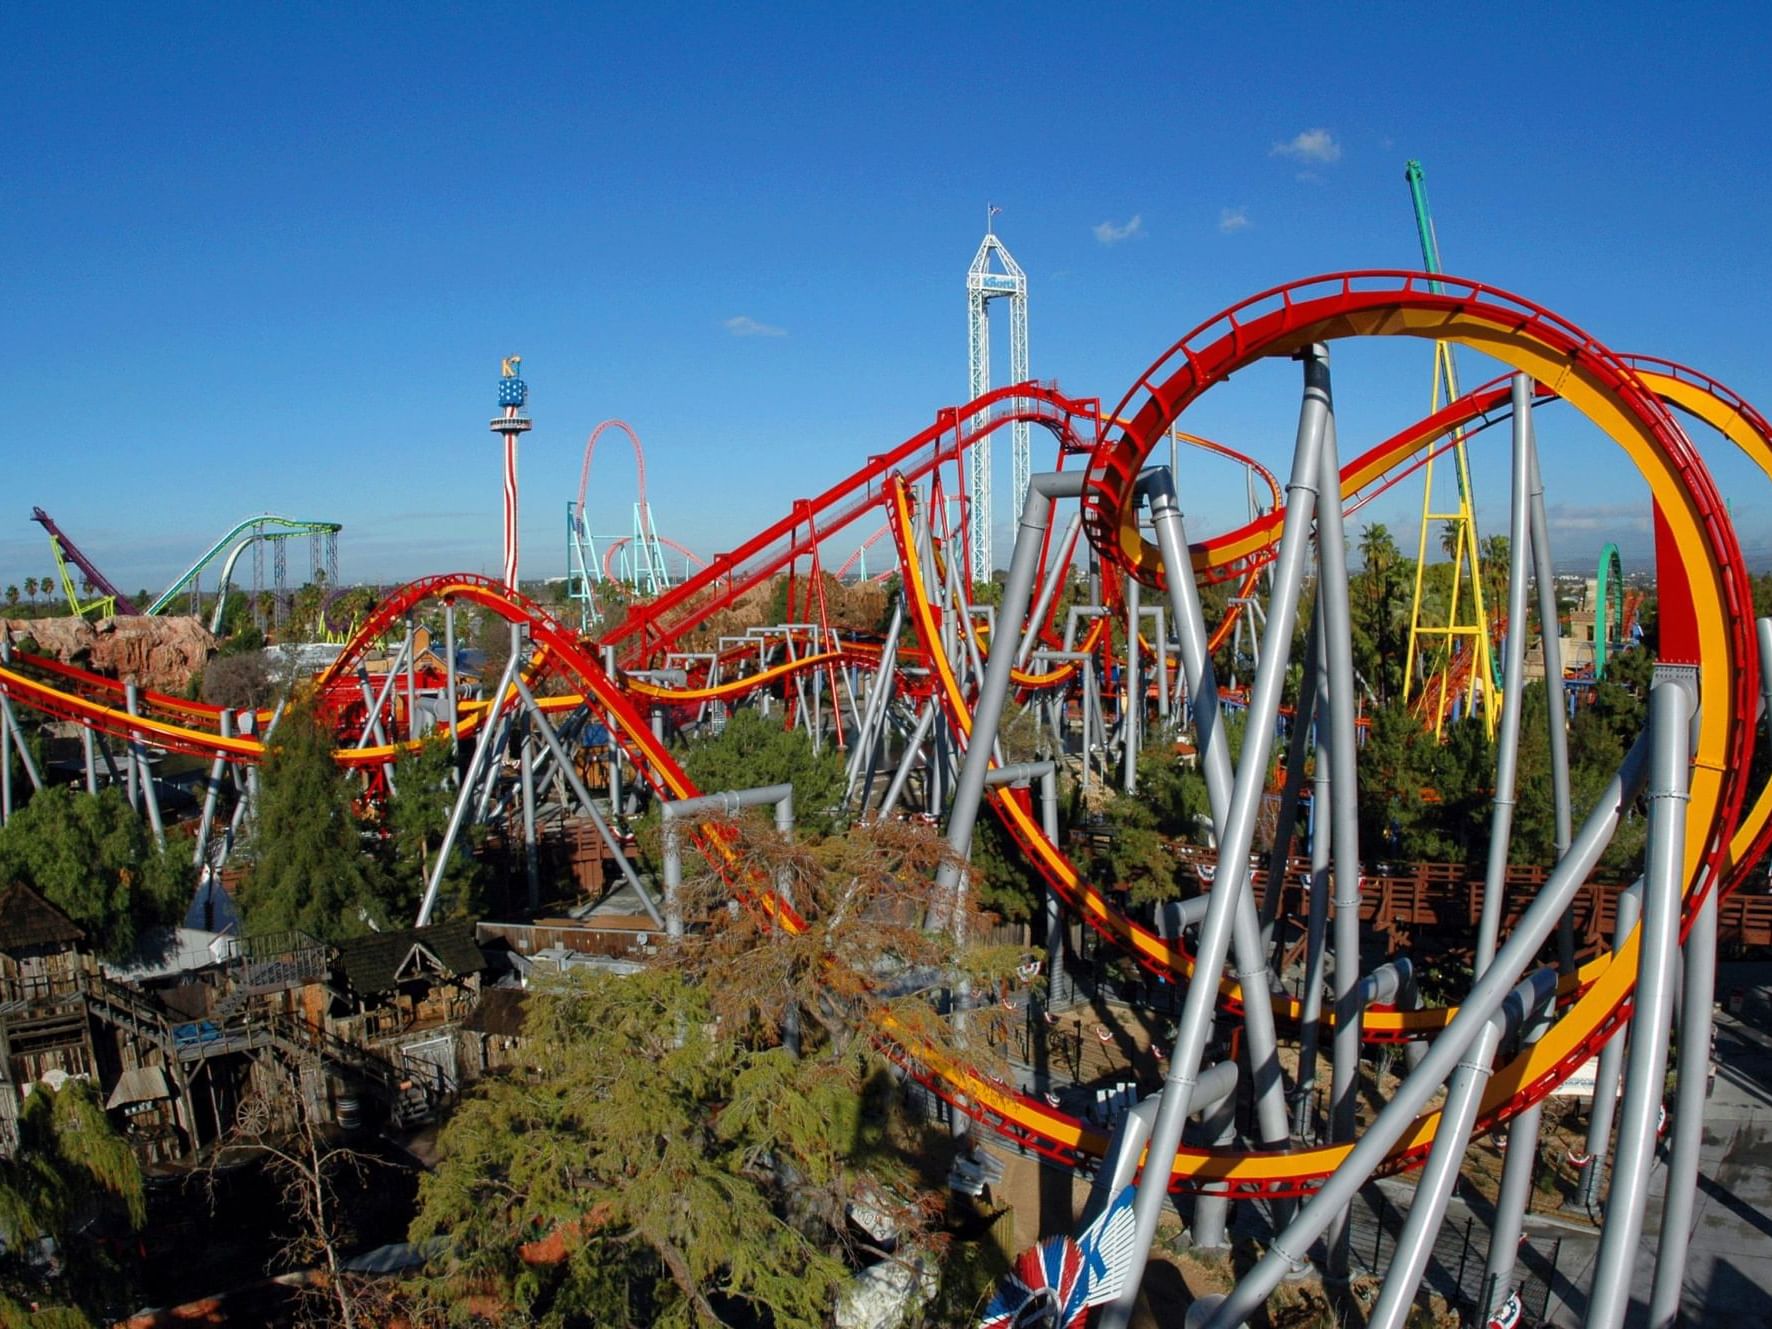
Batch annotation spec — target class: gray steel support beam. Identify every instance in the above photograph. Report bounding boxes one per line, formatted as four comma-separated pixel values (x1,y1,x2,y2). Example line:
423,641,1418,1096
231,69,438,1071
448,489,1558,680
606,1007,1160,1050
519,721,540,911
1474,375,1537,973
1293,663,1332,1140
1103,350,1330,1329
1526,433,1576,972
125,681,165,847
875,698,937,823
603,645,624,818
417,642,525,926
661,784,795,943
1646,875,1715,1329
1191,1066,1241,1251
444,598,459,755
1084,1060,1240,1224
511,673,663,928
1263,610,1318,944
1484,1056,1547,1316
1576,880,1643,1209
355,665,400,794
935,471,1087,904
1015,511,1083,670
846,600,902,803
1584,676,1693,1329
194,710,233,867
403,616,418,742
1143,469,1297,1170
0,639,43,798
1122,574,1141,793
1365,969,1559,1329
1201,726,1650,1329
1312,396,1364,1276
1,688,10,823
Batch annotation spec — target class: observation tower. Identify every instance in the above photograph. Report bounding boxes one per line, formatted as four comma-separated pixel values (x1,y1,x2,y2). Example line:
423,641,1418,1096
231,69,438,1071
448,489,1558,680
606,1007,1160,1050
492,355,533,592
965,208,1030,582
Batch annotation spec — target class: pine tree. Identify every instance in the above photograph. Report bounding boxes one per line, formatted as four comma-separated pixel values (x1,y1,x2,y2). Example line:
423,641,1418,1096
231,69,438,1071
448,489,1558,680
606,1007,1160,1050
240,701,385,940
383,735,479,920
408,816,1021,1328
674,706,848,837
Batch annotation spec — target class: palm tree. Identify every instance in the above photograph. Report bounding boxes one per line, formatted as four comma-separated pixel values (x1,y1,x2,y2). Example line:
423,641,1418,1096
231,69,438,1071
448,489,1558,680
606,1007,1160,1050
4,585,17,611
1440,520,1462,562
24,577,38,604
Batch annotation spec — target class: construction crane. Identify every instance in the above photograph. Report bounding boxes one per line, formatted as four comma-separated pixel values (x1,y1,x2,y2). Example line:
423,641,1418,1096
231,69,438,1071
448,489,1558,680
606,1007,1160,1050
1400,160,1498,738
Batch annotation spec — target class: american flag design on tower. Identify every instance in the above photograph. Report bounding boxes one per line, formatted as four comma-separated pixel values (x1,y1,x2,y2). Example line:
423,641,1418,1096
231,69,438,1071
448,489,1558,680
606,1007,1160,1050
978,1184,1138,1329
492,356,531,594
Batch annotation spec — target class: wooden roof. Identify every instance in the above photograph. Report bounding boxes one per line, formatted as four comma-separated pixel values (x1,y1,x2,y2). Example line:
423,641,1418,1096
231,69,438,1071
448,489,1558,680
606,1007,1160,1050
0,882,84,953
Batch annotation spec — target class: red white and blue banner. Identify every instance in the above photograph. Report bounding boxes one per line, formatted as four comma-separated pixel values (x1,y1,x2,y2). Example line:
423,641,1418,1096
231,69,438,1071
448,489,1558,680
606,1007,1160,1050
979,1184,1137,1328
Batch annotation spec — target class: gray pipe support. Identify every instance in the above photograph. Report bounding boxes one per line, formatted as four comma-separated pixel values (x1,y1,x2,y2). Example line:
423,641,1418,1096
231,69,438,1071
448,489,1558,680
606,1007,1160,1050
511,673,663,928
416,643,524,926
1,700,10,823
846,600,902,799
1310,376,1364,1275
1085,1059,1241,1223
1365,969,1560,1329
1526,433,1576,972
125,680,165,847
1122,574,1141,794
444,598,459,753
1202,726,1651,1329
875,698,938,823
603,644,624,817
0,645,43,794
1293,662,1332,1140
194,710,233,867
1584,676,1693,1329
1263,611,1319,941
1016,511,1084,669
661,784,795,942
1102,351,1330,1329
1576,880,1643,1208
1646,876,1716,1329
936,472,1087,902
1140,465,1294,1159
1472,376,1538,974
1484,1068,1547,1316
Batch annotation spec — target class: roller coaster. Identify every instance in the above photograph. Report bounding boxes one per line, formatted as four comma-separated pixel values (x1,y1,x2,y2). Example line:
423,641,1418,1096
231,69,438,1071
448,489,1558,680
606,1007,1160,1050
3,269,1769,1329
28,506,342,632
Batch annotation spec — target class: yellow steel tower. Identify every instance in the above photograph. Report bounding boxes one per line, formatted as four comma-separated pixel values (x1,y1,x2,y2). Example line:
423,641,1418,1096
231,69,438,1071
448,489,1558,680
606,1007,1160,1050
1401,161,1497,738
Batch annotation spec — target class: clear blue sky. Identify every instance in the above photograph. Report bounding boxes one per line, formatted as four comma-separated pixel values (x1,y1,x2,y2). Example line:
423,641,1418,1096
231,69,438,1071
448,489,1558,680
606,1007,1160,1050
4,3,1770,597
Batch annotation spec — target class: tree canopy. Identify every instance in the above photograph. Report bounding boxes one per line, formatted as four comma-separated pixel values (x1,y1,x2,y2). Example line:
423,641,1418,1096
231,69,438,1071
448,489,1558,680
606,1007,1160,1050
381,735,481,921
673,707,848,838
409,816,1019,1328
239,700,387,940
0,786,188,960
0,1079,145,1327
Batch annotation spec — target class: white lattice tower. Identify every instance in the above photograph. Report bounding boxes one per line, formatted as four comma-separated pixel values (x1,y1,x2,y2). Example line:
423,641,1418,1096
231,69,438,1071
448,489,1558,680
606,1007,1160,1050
965,213,1030,583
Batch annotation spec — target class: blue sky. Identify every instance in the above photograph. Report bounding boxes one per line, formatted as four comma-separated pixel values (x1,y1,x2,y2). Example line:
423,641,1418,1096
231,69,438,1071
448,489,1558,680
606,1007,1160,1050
4,3,1770,598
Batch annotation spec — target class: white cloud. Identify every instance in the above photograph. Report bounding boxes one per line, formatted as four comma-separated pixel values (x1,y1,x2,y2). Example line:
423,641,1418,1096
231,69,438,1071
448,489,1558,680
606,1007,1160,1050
724,315,786,338
1093,214,1144,246
1271,128,1342,164
1218,206,1250,234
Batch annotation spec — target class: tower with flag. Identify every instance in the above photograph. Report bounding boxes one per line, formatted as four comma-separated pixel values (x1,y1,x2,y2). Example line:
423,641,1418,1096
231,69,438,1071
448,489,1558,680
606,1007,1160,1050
492,355,532,592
